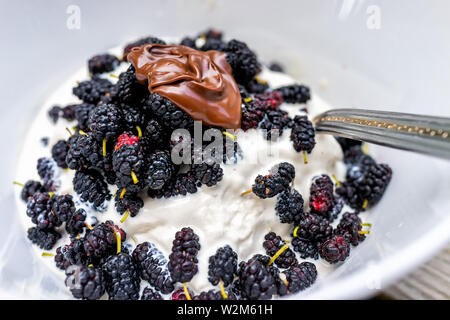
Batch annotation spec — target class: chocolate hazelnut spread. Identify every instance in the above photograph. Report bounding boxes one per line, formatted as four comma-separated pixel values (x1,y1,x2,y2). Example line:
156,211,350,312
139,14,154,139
127,44,242,129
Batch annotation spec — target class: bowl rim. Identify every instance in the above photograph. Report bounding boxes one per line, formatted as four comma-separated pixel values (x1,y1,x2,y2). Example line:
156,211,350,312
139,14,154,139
289,211,450,299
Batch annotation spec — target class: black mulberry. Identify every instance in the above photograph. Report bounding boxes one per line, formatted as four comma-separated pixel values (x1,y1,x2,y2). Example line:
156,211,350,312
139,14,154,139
168,227,201,283
275,187,304,224
132,242,174,294
320,235,351,264
102,252,140,300
73,169,111,211
27,227,61,250
208,245,238,287
88,54,119,74
290,115,316,153
263,232,298,269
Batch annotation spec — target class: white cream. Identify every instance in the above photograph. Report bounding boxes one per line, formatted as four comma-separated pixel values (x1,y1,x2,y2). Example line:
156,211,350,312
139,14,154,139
13,51,361,298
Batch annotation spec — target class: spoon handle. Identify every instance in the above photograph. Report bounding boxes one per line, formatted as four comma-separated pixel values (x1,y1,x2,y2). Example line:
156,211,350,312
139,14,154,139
313,108,450,159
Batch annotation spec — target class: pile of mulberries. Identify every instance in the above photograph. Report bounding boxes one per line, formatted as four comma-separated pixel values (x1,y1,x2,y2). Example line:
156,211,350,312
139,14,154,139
309,174,336,218
23,30,395,300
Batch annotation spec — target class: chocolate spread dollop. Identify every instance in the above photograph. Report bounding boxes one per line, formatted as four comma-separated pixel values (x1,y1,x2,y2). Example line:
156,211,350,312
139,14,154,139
127,44,242,129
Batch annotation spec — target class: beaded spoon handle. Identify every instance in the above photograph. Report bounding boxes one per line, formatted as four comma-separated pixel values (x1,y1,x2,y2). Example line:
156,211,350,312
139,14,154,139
313,109,450,159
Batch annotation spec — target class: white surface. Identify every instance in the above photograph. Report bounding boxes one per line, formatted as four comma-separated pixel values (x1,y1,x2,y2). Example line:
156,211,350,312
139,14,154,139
1,0,450,299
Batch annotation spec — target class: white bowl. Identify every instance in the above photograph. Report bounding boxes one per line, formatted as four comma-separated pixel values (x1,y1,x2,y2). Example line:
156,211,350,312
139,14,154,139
1,0,449,299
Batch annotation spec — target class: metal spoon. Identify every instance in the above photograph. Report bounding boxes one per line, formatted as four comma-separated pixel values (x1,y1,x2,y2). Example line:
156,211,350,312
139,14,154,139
313,109,450,159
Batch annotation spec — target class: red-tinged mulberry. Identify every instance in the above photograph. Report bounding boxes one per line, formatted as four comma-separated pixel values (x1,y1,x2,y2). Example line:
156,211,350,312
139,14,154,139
88,103,124,142
335,212,366,246
281,262,317,294
171,287,194,300
319,235,350,264
309,174,335,216
112,133,146,193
